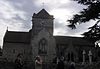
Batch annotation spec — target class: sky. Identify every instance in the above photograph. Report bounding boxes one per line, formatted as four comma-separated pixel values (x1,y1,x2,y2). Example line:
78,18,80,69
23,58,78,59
0,0,96,47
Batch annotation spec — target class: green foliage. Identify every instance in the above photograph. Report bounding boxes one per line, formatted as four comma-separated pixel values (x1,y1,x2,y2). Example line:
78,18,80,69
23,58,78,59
68,0,100,41
82,20,100,41
68,0,100,28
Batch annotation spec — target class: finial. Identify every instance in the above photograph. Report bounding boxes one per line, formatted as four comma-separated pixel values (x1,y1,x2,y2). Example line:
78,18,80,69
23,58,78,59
7,26,8,31
42,2,45,8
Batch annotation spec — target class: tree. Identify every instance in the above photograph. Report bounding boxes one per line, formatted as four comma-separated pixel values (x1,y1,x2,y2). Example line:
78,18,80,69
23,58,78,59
68,0,100,42
82,20,100,42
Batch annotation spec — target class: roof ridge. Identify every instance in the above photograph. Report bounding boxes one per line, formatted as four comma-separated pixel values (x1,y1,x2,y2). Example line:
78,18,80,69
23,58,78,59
54,36,83,38
7,31,29,33
37,9,49,15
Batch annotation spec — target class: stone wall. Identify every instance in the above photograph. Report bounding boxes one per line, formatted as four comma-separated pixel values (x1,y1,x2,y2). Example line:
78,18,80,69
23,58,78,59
31,29,56,62
2,43,32,62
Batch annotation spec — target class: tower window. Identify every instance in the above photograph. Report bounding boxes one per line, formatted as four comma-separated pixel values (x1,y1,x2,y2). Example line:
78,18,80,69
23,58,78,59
38,38,47,55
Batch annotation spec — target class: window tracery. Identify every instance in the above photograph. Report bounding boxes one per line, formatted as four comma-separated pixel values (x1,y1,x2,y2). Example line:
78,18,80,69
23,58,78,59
38,38,47,55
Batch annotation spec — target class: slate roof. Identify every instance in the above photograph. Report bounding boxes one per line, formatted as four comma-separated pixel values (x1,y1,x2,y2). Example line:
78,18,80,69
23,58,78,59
4,31,31,43
32,9,53,19
3,30,94,46
54,36,95,46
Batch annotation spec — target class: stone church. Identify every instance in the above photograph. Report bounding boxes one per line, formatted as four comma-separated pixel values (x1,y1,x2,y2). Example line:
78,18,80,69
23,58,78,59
2,9,97,63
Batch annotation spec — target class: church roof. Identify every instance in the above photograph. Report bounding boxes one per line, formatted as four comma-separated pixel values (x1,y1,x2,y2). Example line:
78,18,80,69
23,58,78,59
32,9,53,19
4,31,31,43
54,36,95,46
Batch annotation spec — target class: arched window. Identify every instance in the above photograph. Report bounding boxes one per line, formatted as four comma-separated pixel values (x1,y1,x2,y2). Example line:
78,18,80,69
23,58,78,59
38,38,47,55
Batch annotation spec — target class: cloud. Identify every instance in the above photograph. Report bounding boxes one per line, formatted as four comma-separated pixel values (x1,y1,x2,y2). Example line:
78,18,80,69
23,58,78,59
54,20,96,37
0,0,95,47
0,0,27,27
0,0,29,46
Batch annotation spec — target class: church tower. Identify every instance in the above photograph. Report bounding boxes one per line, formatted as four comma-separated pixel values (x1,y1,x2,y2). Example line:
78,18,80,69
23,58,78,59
31,9,56,62
31,9,54,36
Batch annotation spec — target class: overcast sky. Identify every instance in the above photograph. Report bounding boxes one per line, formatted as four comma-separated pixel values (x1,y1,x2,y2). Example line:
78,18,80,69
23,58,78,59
0,0,96,47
